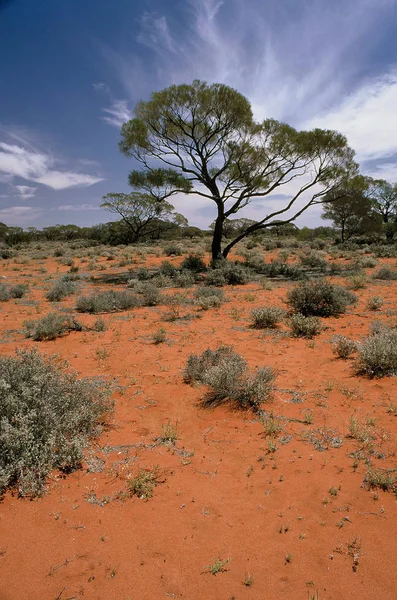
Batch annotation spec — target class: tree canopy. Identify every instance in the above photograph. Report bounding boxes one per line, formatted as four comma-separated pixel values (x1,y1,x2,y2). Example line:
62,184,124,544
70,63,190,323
118,79,357,260
101,192,187,243
321,176,382,241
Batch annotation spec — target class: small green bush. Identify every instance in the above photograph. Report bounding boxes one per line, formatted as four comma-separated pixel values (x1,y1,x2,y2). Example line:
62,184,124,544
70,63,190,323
367,296,384,311
159,260,178,277
25,312,83,341
180,254,207,273
332,335,357,359
46,279,76,302
174,270,195,288
0,349,113,496
288,313,322,338
286,280,356,317
0,283,28,301
163,243,183,256
76,290,141,313
251,306,285,329
184,346,275,411
355,326,397,378
374,266,397,280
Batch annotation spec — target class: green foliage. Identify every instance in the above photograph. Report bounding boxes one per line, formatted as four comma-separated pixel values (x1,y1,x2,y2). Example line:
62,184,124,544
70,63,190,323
119,79,356,260
0,349,113,496
180,254,207,272
286,280,357,317
332,335,357,359
184,346,275,411
355,325,397,378
25,312,83,341
251,306,285,328
288,314,322,338
76,290,141,313
127,466,163,500
367,296,384,311
0,283,28,301
46,279,76,302
374,266,397,280
101,192,187,243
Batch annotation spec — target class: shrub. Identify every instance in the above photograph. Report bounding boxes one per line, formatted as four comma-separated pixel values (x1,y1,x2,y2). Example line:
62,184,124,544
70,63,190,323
174,270,195,288
136,267,151,281
196,295,222,310
347,274,368,290
127,466,163,499
374,266,397,280
195,286,224,301
0,349,113,496
46,279,76,302
152,327,167,344
355,326,397,378
286,280,356,317
159,260,177,278
25,312,83,341
219,262,251,285
260,260,305,280
367,296,384,311
299,251,329,272
76,290,141,313
180,254,207,273
251,306,285,329
163,243,183,256
184,346,275,411
138,282,163,306
205,269,227,287
0,283,28,301
288,313,322,338
93,317,108,332
332,335,357,359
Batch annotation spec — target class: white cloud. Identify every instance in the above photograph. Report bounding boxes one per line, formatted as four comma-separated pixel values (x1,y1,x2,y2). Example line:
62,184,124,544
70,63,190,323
102,100,131,128
303,71,397,161
0,206,43,225
34,171,103,190
56,203,101,211
0,138,104,190
101,0,397,227
14,185,36,199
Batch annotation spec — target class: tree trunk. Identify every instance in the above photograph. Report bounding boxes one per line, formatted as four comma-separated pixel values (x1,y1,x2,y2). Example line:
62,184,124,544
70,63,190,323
211,213,224,263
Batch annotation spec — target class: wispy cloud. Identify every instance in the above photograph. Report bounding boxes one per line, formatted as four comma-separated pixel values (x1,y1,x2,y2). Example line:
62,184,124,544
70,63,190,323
0,205,43,225
56,203,101,211
303,70,397,162
102,100,131,128
14,184,36,199
0,137,104,190
100,0,397,225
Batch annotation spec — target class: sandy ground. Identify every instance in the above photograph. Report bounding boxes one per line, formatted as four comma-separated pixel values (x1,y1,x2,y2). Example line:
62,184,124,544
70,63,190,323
0,249,396,600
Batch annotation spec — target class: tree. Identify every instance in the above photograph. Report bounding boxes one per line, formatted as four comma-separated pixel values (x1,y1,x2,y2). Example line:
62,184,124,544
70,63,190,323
101,192,187,243
321,176,382,241
118,80,357,261
367,178,397,239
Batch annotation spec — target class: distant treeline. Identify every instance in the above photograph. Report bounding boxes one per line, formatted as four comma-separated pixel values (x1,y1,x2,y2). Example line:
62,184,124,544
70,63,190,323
0,218,343,247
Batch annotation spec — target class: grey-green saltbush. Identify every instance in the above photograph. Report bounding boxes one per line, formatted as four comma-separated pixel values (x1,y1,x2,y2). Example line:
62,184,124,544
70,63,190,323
46,279,76,302
0,283,28,301
287,280,356,317
184,346,275,411
0,349,113,496
76,290,141,313
25,312,83,341
251,306,285,329
288,313,322,338
355,325,397,378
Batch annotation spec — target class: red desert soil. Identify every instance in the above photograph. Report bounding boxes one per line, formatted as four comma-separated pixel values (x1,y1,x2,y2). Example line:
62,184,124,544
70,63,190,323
1,251,396,600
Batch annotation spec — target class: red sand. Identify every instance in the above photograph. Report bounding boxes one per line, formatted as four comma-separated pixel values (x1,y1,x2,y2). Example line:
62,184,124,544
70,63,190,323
1,252,396,599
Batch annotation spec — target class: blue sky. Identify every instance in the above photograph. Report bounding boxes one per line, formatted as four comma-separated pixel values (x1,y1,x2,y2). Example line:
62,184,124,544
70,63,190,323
0,0,397,230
